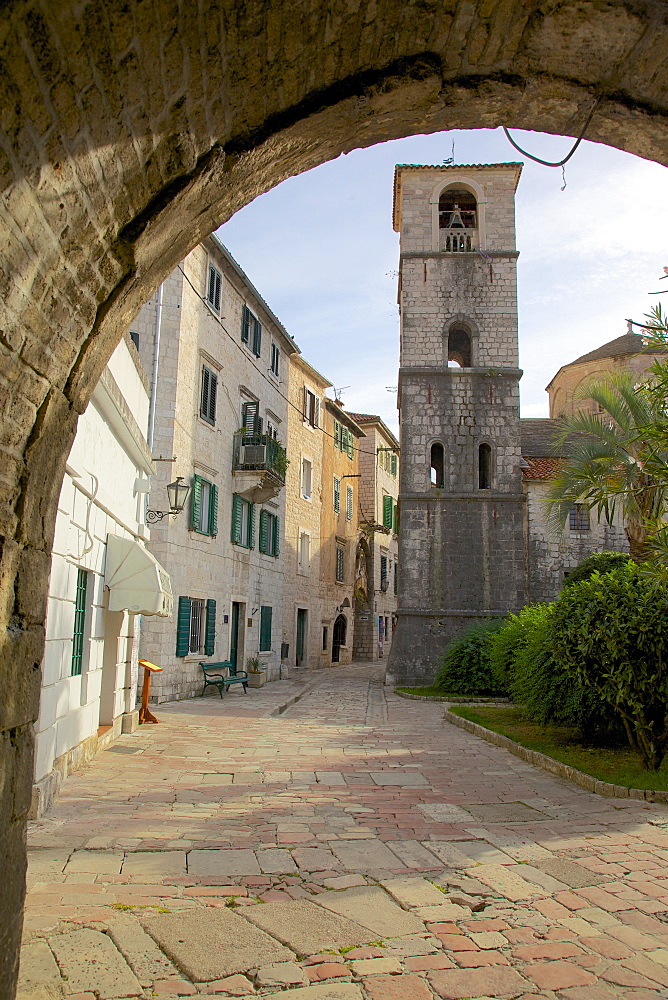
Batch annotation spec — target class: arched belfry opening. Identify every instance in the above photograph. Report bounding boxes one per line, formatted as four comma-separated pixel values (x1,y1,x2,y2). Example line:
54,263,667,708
439,187,478,252
447,324,472,368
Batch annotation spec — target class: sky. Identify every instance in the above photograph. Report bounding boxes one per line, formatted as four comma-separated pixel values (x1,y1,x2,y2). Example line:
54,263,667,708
217,127,667,435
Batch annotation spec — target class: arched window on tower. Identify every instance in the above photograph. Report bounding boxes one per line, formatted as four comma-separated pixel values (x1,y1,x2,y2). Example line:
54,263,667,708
478,443,492,490
439,187,477,252
430,443,444,488
448,324,472,368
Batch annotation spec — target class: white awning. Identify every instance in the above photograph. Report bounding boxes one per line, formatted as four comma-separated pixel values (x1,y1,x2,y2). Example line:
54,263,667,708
104,535,173,617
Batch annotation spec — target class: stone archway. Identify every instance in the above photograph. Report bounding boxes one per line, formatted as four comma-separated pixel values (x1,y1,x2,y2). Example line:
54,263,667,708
1,0,668,993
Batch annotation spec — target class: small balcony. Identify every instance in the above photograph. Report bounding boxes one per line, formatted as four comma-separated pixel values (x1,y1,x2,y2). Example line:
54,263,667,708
440,228,477,253
232,431,287,502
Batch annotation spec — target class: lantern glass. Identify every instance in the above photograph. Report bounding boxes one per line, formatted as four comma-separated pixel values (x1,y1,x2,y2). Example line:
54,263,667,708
167,477,191,513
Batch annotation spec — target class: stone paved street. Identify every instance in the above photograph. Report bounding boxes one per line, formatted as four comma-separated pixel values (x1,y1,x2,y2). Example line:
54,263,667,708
20,664,668,999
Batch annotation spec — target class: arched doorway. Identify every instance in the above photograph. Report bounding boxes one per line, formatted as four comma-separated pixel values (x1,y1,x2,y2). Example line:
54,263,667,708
2,1,668,991
332,615,347,664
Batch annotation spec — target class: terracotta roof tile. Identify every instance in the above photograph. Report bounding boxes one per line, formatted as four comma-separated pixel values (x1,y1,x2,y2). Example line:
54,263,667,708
522,457,561,481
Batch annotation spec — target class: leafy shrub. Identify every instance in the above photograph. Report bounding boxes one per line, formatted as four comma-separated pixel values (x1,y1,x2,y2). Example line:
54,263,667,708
488,603,621,741
434,620,506,696
563,551,632,589
551,564,668,769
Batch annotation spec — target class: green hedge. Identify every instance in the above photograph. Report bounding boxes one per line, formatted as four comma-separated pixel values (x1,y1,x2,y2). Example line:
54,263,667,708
563,551,632,589
551,564,668,770
434,620,506,696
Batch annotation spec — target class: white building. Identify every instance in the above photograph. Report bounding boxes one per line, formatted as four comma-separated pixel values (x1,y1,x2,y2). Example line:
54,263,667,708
32,333,172,816
131,236,298,701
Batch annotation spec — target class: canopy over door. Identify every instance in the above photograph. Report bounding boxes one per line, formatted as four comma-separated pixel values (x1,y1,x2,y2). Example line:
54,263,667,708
104,535,173,616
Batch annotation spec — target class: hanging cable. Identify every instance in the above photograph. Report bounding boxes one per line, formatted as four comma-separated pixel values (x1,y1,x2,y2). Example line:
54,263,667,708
503,96,602,169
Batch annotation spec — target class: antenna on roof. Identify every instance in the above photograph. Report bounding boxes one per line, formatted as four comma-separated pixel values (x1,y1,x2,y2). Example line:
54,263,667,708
332,386,350,402
443,139,455,166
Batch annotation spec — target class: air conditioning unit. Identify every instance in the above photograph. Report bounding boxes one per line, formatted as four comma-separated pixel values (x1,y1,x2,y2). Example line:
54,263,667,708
241,443,266,465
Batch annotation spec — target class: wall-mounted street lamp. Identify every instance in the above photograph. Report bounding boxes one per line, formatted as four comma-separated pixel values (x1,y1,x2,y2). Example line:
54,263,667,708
146,476,191,523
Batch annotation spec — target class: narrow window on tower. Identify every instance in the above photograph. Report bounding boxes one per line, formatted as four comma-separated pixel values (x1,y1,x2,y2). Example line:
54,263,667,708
430,443,444,488
478,443,492,490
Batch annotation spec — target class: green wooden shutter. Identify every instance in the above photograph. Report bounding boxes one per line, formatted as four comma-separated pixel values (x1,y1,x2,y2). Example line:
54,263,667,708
209,483,218,536
191,475,202,530
231,494,243,543
204,599,216,656
259,606,272,651
253,317,262,356
176,597,191,656
241,304,250,343
347,431,354,460
272,515,280,557
393,502,399,534
391,453,397,476
259,509,269,553
334,420,341,449
383,494,393,529
249,503,256,548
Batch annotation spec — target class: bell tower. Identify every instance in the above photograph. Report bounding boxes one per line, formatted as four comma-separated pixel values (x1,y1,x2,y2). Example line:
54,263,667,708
387,162,528,685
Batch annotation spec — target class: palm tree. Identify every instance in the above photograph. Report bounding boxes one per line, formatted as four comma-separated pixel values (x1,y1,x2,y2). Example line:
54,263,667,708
545,373,668,563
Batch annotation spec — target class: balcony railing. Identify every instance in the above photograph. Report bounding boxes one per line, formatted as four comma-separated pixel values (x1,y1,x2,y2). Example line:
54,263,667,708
233,431,287,483
440,228,476,253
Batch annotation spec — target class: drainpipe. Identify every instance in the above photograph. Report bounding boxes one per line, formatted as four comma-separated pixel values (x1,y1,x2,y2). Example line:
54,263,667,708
147,282,163,451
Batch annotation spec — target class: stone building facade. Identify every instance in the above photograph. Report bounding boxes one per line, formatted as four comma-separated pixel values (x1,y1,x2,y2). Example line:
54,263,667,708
282,355,332,670
319,401,365,666
348,413,400,662
387,163,528,685
33,334,172,815
131,235,298,700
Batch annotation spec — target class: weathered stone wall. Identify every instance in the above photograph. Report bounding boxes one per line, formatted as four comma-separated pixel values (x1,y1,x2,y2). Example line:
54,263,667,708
2,1,668,993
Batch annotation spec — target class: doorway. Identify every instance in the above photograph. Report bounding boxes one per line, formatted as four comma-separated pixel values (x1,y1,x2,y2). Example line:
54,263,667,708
230,602,242,670
332,614,347,664
296,608,307,666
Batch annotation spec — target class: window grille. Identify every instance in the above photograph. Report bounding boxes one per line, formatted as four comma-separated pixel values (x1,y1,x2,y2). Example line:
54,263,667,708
346,485,353,521
333,476,341,514
569,505,590,531
189,598,204,653
71,568,88,676
336,545,345,583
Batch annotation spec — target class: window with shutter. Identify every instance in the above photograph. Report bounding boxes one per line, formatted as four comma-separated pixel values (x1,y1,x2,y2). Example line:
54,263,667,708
241,304,252,343
301,458,312,499
380,555,388,588
272,514,280,557
207,264,222,312
346,485,353,521
333,476,341,514
71,568,88,676
393,502,398,535
232,495,254,547
304,388,317,426
176,596,191,657
390,453,398,477
382,494,393,529
347,431,354,460
259,509,269,554
209,484,218,536
252,316,262,357
191,475,216,535
242,400,259,434
260,606,272,651
191,475,202,531
314,397,320,428
394,562,398,595
334,420,341,448
200,365,218,425
336,545,345,583
298,530,310,573
189,599,204,653
270,342,280,377
205,599,216,656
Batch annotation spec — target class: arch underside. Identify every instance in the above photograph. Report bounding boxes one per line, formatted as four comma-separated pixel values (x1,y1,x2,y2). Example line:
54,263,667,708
1,0,667,993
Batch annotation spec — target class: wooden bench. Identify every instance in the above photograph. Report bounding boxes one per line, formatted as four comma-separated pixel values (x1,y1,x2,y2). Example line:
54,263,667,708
199,660,248,697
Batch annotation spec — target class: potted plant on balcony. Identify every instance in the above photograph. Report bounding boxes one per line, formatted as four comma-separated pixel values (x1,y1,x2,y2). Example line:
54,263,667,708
246,655,266,688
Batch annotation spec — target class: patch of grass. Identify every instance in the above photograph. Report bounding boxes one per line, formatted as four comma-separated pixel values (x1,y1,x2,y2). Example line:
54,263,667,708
450,705,668,790
397,686,457,698
111,903,170,913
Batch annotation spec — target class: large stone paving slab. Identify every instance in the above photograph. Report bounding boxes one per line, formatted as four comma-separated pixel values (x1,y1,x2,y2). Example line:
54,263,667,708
48,928,142,999
314,886,426,937
536,856,608,887
62,849,123,875
187,848,261,876
241,899,375,955
328,839,405,871
106,913,180,984
274,986,363,999
464,801,550,823
16,941,63,996
381,877,449,909
417,803,474,823
142,907,294,980
292,847,340,871
368,771,429,786
427,965,532,999
122,850,186,877
387,840,442,869
257,848,298,873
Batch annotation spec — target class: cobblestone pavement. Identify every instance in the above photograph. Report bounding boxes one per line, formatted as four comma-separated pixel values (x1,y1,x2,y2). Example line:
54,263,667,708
20,663,668,1000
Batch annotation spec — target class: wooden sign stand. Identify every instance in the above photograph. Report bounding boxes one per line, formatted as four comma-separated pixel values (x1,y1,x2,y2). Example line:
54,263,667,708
138,659,163,724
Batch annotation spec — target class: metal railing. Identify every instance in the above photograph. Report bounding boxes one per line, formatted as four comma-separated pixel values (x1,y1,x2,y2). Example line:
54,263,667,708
232,431,287,483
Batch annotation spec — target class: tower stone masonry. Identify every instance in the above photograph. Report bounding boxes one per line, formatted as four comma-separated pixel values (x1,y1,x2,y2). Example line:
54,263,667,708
387,162,528,685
